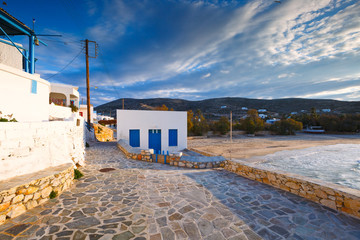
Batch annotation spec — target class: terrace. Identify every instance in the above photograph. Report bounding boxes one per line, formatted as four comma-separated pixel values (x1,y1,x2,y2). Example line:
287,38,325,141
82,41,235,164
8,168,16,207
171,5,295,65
0,142,359,239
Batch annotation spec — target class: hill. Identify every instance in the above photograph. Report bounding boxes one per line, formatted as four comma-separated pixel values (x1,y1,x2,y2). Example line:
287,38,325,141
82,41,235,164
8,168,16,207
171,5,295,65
94,97,360,119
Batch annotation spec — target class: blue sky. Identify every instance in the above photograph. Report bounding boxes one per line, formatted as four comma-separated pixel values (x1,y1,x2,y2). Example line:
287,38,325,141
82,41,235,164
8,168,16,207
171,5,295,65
4,0,360,106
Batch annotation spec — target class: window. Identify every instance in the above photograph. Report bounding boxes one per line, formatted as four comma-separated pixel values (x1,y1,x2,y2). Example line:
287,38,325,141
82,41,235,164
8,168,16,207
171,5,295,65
31,80,37,94
169,129,178,146
129,129,140,147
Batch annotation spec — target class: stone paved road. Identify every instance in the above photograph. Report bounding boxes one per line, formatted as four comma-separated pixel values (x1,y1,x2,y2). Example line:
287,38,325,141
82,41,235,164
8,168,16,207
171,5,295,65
1,142,360,240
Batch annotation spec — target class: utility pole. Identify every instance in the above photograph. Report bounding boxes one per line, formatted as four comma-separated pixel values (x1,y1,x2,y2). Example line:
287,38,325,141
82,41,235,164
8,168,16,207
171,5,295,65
230,111,232,143
83,39,98,125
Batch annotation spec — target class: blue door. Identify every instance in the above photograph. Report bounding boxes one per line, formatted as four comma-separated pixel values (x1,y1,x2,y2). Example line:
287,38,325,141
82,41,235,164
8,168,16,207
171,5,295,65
149,129,161,153
129,129,140,147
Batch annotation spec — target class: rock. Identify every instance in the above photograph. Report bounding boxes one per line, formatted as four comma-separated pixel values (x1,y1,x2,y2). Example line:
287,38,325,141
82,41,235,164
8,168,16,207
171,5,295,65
25,186,39,195
24,194,34,203
33,192,41,200
0,202,10,212
41,186,52,199
11,194,24,204
0,214,6,225
3,194,15,203
7,203,26,218
26,200,39,209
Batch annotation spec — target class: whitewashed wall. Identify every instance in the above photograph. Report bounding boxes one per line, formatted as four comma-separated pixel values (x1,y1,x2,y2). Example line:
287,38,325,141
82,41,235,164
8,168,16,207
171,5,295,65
0,63,50,122
0,41,23,70
117,110,187,153
0,119,85,181
49,103,73,120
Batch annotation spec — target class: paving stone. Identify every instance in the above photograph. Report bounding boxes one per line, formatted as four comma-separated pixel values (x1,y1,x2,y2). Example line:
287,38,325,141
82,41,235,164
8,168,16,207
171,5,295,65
73,230,87,240
5,224,31,236
0,233,13,240
89,234,103,240
49,225,60,234
112,231,135,240
55,230,73,237
156,216,167,227
197,219,214,236
169,213,183,221
205,232,226,240
160,227,175,240
65,217,100,229
183,222,201,240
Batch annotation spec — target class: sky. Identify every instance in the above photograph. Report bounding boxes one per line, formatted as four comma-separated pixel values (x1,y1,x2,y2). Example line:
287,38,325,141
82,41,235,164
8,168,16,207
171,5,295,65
3,0,360,106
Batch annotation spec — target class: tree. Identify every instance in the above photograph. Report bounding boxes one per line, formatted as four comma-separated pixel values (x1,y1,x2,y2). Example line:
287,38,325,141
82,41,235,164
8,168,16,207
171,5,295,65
187,110,194,135
270,118,303,135
155,104,169,111
191,109,208,136
243,109,264,134
214,116,230,135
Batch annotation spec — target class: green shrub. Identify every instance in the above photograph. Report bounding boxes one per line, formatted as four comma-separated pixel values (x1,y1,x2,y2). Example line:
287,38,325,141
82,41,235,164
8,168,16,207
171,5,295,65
74,169,84,179
49,190,57,199
270,119,303,135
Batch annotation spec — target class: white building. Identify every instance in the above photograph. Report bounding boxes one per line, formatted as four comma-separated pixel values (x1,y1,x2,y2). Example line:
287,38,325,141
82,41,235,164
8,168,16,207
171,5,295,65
79,104,94,123
50,83,79,107
117,110,187,153
0,63,51,122
258,109,267,113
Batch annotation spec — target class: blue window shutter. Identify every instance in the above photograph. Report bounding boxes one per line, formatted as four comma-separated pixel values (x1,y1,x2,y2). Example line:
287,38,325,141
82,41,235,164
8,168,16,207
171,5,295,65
129,129,140,147
169,129,178,146
31,80,37,94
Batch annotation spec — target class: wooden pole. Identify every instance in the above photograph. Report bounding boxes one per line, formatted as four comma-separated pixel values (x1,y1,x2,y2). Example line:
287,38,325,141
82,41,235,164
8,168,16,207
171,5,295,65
230,111,232,143
85,39,91,125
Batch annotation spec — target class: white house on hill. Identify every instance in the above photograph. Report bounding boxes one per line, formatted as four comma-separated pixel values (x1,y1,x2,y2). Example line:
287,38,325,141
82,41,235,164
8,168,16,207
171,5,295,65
117,110,187,153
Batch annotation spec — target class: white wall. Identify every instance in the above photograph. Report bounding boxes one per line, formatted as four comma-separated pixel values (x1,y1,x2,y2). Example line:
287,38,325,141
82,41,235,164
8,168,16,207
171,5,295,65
50,83,79,107
0,64,50,122
0,41,23,70
79,104,94,123
117,110,187,153
0,119,85,181
49,103,73,120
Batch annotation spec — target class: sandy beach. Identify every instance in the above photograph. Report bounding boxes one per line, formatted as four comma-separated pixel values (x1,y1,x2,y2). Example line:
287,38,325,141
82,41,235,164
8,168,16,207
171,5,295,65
188,133,360,160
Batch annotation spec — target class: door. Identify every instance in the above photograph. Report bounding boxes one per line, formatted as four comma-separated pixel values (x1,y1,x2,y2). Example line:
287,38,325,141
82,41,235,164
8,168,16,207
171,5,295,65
149,129,161,153
129,129,140,147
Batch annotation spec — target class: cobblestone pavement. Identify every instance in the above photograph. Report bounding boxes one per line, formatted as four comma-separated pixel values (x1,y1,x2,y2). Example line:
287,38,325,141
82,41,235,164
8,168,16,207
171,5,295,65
1,142,360,240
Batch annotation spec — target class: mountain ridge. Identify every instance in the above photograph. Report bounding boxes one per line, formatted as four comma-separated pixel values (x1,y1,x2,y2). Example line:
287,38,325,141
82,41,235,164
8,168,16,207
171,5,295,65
94,97,360,119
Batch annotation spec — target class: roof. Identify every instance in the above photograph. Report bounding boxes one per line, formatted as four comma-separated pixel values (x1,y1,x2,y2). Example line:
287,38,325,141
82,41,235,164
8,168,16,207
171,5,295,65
0,8,34,36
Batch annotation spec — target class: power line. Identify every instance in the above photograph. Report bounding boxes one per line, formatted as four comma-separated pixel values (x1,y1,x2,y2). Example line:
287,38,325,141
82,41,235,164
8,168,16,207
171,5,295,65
46,47,84,80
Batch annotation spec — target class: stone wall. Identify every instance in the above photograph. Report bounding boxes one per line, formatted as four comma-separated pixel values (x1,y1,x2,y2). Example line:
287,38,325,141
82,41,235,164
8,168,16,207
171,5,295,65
0,120,85,181
0,163,74,225
224,159,360,219
117,140,226,169
94,124,115,142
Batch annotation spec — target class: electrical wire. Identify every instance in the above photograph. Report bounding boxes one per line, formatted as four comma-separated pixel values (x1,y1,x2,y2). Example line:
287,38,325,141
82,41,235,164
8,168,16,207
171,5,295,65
46,47,84,80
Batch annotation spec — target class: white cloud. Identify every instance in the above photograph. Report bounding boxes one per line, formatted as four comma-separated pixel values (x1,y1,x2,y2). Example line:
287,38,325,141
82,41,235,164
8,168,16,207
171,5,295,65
278,73,295,79
201,73,211,79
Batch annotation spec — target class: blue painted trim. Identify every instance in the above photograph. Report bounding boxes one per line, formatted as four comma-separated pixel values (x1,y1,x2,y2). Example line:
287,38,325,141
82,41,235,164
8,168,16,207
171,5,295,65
0,12,33,36
0,26,30,63
164,154,166,164
155,154,158,163
29,35,35,73
24,50,28,72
